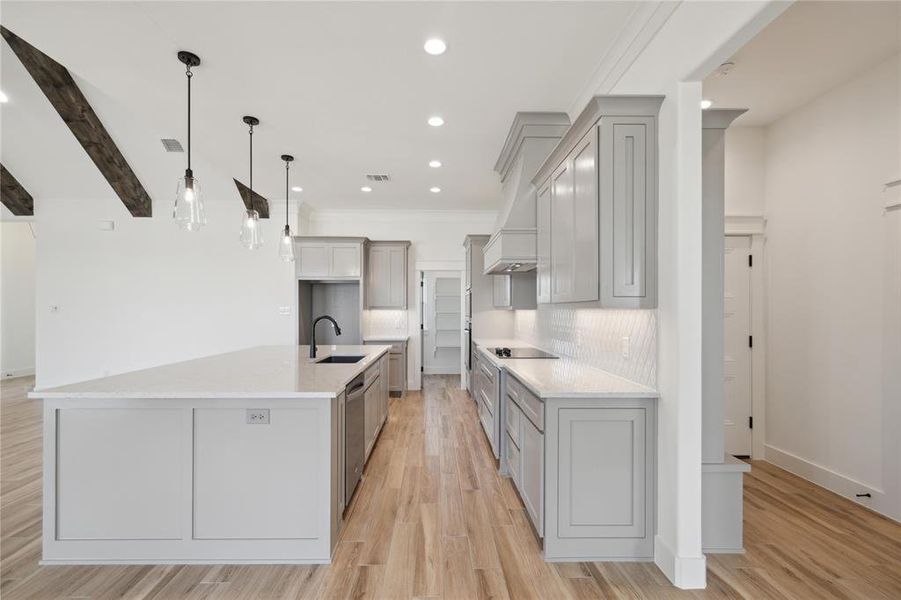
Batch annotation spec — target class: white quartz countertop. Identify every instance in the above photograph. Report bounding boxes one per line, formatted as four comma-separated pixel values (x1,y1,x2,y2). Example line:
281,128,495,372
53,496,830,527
30,345,390,400
473,340,657,400
362,335,410,342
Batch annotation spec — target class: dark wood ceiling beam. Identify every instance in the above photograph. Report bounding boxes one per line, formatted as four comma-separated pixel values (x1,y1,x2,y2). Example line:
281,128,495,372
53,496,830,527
0,164,34,216
1,26,152,217
233,179,270,218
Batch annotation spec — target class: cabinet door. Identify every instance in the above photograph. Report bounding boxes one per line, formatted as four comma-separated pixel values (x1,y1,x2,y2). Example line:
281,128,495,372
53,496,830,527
570,129,600,303
388,353,403,393
387,246,407,307
550,157,574,303
521,417,544,536
536,182,552,304
364,381,377,458
380,355,390,424
464,243,472,290
330,244,361,278
297,244,330,278
493,275,511,308
600,117,656,307
557,407,646,539
368,246,390,307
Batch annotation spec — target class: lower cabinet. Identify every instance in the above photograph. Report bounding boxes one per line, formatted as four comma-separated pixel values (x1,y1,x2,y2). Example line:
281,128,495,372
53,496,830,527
364,340,407,397
520,415,544,535
474,352,500,459
501,371,657,560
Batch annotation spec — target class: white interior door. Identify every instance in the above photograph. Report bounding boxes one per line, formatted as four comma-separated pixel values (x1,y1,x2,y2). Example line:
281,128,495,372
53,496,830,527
422,271,461,375
724,236,752,456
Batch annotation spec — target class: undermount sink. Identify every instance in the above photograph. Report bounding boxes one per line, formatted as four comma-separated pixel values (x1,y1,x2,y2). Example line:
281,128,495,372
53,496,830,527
316,355,365,364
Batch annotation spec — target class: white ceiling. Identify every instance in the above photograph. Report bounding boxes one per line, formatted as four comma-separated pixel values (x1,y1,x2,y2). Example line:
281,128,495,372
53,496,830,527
1,1,643,216
703,0,901,127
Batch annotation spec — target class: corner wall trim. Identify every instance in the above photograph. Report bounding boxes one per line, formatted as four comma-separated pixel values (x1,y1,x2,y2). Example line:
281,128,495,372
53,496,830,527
654,535,707,589
724,215,766,235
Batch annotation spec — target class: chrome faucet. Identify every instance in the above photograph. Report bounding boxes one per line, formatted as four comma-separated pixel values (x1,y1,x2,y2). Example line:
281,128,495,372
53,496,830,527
310,315,342,358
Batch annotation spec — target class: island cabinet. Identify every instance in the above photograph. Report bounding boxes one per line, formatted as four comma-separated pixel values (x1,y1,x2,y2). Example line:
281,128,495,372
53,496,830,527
533,96,663,308
502,371,657,560
296,237,365,279
365,339,407,397
366,241,410,309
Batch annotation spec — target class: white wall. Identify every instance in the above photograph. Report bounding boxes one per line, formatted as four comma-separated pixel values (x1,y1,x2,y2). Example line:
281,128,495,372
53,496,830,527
302,208,497,388
36,198,297,389
1,221,36,377
724,126,766,216
759,54,901,521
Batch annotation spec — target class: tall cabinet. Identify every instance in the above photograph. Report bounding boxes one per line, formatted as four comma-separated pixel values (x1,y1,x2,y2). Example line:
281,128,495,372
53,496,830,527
533,96,662,309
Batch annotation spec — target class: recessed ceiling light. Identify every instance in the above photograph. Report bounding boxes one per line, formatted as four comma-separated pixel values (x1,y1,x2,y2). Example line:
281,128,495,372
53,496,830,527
430,186,441,193
0,91,8,103
361,186,372,193
291,186,303,192
429,160,442,168
700,99,713,110
428,116,444,127
424,38,447,56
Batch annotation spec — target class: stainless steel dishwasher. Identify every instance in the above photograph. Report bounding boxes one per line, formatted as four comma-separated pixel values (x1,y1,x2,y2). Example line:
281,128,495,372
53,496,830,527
344,373,366,502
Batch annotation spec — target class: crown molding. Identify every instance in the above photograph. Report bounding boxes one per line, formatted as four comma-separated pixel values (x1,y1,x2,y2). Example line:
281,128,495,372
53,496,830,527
725,215,766,235
568,1,680,116
494,113,570,181
702,109,747,130
307,208,497,225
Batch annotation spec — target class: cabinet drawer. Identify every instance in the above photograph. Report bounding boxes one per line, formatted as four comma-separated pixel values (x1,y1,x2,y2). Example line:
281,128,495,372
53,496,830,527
506,431,521,485
505,394,521,449
478,387,494,416
506,374,543,431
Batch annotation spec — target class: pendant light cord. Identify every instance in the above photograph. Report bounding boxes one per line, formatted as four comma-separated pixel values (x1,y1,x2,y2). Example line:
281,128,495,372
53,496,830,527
186,65,192,172
248,124,254,213
285,160,290,229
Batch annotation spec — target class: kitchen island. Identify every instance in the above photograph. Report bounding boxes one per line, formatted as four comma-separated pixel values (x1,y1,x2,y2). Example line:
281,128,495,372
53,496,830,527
29,345,390,565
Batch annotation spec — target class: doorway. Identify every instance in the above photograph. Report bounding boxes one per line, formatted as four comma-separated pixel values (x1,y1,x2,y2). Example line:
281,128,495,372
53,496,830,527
723,235,752,456
420,270,461,375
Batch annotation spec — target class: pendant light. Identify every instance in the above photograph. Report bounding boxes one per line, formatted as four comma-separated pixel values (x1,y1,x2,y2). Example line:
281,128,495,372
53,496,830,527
173,51,205,230
239,116,263,250
279,154,296,262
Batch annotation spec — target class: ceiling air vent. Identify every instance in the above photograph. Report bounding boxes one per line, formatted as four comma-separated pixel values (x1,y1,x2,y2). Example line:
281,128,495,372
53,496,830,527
365,174,391,182
160,138,184,152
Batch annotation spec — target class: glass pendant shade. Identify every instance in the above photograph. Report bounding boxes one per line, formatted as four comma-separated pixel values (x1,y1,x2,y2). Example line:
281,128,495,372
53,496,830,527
240,208,263,249
173,173,205,230
279,225,295,262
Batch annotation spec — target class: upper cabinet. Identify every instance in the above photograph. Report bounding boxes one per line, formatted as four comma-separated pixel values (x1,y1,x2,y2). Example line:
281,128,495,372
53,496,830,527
533,96,662,309
536,182,552,304
366,241,410,309
296,238,365,280
493,273,537,310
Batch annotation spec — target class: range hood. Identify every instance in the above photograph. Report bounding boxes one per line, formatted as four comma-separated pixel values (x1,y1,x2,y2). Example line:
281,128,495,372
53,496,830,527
484,112,569,274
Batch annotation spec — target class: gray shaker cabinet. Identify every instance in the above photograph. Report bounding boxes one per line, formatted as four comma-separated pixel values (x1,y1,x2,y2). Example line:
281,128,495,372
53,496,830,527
366,241,409,309
536,182,552,304
520,413,544,536
599,117,657,308
533,96,662,309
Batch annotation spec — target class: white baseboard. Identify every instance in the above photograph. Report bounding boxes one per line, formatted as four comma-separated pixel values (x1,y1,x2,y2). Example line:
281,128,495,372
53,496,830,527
2,367,35,379
765,444,899,522
654,535,707,589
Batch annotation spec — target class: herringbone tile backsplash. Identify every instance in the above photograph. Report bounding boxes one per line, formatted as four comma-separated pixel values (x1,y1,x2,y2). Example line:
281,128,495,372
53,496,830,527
514,307,657,387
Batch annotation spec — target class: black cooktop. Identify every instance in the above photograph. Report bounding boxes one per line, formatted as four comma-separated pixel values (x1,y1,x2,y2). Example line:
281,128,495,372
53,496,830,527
490,347,558,359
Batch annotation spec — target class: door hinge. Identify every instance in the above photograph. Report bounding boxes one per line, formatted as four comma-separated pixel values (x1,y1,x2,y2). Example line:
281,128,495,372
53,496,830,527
748,254,753,268
748,335,753,348
420,366,424,373
749,416,753,429
420,323,424,330
420,280,424,287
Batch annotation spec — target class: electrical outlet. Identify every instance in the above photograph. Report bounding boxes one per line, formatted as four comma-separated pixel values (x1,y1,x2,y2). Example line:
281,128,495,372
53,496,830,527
620,336,631,359
278,306,291,316
246,409,270,424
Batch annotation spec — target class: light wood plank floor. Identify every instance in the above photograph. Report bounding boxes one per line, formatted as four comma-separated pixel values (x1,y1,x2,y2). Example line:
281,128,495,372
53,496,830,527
2,374,900,598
